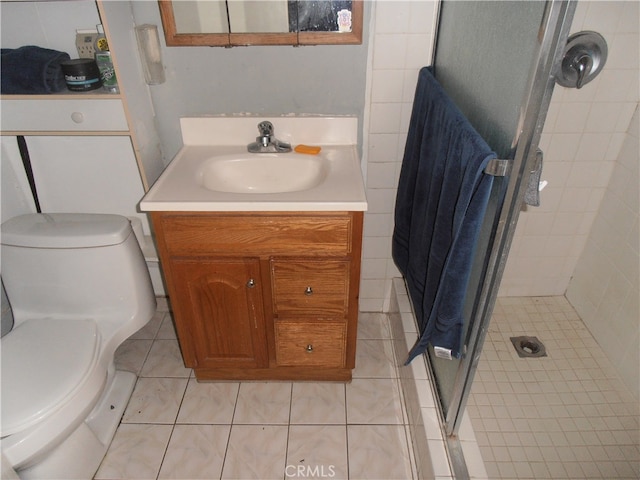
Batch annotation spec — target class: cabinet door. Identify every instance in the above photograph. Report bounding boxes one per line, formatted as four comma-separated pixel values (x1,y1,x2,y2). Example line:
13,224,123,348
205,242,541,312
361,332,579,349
170,258,268,369
23,135,149,231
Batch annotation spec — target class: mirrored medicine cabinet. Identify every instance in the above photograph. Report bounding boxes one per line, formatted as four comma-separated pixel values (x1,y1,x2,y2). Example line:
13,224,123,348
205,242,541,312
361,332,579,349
158,0,363,46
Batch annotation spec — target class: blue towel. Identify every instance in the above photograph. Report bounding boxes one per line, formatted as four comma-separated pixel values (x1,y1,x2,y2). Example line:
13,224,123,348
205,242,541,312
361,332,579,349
393,67,496,363
1,46,70,94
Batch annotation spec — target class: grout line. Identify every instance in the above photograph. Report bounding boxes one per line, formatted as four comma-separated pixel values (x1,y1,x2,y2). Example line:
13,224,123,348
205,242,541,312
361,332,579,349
343,383,351,480
282,382,293,478
219,383,240,479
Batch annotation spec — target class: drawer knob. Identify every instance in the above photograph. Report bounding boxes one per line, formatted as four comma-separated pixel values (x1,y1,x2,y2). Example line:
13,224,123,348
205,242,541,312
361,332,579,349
246,278,256,288
306,344,314,353
70,112,84,124
304,286,313,296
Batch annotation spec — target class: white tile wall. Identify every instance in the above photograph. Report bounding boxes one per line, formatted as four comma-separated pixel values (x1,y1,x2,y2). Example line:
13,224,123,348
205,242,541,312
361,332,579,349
360,1,438,312
566,106,639,398
500,1,639,297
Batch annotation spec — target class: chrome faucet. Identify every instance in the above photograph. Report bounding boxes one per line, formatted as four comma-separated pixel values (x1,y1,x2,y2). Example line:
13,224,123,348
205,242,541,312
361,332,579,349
247,121,292,153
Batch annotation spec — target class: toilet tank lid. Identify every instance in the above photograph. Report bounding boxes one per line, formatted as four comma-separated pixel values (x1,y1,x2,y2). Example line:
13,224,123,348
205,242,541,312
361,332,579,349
1,213,131,248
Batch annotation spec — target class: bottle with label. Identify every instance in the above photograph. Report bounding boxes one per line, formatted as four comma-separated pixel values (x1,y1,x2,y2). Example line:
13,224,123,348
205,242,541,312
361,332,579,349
94,24,119,93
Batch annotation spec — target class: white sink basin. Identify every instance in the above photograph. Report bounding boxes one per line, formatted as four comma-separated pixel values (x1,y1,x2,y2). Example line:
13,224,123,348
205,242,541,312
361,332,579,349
139,117,368,212
198,153,328,194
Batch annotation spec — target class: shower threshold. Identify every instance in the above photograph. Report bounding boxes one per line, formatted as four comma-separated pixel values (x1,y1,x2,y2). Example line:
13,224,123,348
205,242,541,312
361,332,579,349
389,278,488,479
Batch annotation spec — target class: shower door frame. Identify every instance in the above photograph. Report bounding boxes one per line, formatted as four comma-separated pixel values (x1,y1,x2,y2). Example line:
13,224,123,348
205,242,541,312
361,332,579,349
426,0,578,462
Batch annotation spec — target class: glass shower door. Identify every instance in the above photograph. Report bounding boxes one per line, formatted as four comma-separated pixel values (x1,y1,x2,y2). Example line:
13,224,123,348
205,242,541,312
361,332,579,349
425,0,576,442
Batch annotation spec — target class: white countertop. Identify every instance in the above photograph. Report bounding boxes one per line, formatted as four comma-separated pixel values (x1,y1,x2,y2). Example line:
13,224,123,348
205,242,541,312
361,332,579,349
139,117,368,212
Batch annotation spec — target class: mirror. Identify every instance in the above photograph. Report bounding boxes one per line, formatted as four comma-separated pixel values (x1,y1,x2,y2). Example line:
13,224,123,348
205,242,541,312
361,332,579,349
158,0,363,46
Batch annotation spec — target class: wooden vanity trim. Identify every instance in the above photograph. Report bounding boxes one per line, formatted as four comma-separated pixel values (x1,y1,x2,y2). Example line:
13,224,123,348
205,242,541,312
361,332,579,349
345,210,363,370
155,211,353,257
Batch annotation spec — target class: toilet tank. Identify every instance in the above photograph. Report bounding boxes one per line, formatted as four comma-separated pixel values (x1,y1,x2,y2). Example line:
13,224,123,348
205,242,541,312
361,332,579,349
0,213,155,330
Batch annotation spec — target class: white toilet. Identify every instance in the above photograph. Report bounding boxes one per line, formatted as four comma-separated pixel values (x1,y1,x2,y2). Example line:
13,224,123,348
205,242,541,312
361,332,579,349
0,213,156,479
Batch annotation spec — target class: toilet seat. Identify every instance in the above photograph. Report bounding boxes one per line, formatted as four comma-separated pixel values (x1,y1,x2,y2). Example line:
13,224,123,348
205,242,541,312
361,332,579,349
1,319,100,437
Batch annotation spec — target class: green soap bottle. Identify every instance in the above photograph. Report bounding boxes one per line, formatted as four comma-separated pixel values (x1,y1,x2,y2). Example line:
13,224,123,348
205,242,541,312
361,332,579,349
94,24,119,93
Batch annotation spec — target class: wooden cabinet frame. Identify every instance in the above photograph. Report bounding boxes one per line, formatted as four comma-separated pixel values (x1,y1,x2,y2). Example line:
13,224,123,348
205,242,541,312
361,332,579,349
151,211,363,381
158,0,363,46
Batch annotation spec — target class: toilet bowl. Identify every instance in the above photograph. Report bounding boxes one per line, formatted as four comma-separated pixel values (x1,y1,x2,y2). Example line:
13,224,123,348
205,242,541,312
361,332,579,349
0,213,156,479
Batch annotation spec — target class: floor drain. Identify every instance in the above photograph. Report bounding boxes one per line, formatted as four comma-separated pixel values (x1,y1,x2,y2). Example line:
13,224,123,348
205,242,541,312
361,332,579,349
510,336,547,358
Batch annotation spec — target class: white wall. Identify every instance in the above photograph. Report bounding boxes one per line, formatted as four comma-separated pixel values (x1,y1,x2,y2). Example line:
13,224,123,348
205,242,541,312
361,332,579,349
359,1,438,311
128,1,371,163
566,107,639,398
0,0,100,53
499,1,639,297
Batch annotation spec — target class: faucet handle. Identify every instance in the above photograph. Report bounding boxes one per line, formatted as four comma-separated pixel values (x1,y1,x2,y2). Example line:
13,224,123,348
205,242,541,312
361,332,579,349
257,121,274,137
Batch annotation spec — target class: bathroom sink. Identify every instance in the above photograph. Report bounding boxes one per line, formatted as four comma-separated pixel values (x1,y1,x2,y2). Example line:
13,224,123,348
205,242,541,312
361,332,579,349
198,153,328,194
139,116,368,212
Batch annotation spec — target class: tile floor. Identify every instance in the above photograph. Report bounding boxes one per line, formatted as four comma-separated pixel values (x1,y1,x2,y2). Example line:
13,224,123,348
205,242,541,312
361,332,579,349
95,299,416,480
466,296,640,479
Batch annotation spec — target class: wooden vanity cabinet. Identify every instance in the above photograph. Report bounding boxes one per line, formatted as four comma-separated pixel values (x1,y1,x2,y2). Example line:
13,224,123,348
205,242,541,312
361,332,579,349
150,211,363,381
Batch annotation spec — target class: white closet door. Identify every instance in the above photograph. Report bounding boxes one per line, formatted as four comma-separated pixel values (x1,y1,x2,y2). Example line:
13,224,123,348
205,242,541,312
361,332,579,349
26,136,148,230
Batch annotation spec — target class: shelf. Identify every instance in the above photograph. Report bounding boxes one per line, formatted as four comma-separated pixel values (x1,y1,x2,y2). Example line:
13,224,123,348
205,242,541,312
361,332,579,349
0,93,122,101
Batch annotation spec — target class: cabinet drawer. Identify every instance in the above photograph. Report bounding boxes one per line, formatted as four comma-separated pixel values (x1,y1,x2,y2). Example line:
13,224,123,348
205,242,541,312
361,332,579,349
0,99,128,132
156,213,353,256
271,260,349,316
275,321,346,367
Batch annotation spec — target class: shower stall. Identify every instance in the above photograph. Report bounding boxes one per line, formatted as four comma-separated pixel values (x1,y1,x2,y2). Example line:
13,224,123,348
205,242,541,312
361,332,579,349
388,0,639,477
408,0,575,436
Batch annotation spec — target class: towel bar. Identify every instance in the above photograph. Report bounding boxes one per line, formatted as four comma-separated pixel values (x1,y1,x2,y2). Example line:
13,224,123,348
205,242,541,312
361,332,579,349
484,158,510,177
